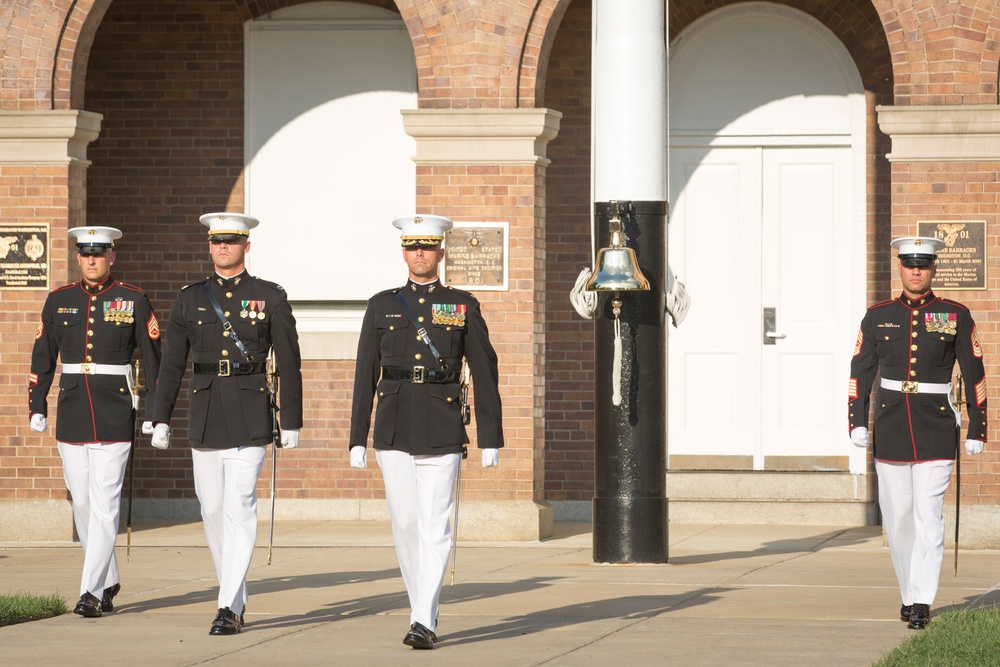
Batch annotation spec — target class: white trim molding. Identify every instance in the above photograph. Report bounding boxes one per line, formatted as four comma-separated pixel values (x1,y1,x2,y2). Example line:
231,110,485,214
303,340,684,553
401,108,562,166
0,110,103,165
878,105,1000,162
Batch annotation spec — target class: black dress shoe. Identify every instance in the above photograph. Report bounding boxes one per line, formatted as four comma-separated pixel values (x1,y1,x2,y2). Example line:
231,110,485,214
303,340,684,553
907,603,931,630
101,583,121,613
73,592,102,618
403,622,437,649
209,607,242,636
899,604,912,622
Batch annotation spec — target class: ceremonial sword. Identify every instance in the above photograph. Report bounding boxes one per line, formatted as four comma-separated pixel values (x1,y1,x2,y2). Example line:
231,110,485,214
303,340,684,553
127,359,144,561
266,348,281,565
451,366,472,585
450,446,467,586
953,375,965,576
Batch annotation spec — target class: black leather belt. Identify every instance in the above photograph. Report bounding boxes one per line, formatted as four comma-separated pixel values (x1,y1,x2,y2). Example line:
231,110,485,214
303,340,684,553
193,361,265,377
382,366,461,384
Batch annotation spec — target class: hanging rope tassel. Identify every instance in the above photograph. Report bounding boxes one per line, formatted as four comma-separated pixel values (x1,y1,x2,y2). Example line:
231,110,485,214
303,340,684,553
612,297,623,406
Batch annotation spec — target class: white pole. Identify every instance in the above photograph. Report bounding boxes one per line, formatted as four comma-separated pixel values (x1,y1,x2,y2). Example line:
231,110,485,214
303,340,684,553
593,0,667,203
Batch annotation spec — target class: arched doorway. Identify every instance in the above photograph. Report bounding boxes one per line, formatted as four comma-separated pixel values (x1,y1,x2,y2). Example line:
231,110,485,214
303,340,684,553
667,4,867,483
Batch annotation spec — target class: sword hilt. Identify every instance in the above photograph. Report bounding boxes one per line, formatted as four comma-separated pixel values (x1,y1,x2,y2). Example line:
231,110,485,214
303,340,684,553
132,358,145,395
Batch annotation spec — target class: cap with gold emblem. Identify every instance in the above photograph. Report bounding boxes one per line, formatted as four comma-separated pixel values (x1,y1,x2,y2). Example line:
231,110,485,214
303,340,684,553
890,236,945,268
69,226,122,256
392,214,453,247
199,212,260,243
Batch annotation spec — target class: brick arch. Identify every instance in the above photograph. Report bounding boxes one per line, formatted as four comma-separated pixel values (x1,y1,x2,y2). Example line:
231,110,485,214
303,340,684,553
26,0,403,110
394,0,570,109
0,0,102,110
671,0,893,101
872,0,1000,104
63,0,115,109
230,0,398,22
520,0,573,107
27,0,573,112
231,0,567,108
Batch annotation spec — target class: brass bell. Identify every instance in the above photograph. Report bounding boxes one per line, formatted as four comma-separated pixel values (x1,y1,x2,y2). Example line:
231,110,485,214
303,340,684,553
585,214,650,291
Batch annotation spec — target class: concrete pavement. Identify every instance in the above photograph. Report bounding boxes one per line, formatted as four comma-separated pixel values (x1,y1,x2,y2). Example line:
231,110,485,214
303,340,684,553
2,520,999,666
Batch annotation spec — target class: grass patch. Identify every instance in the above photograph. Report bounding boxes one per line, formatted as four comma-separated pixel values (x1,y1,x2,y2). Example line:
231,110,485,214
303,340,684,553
874,607,1000,666
0,592,68,627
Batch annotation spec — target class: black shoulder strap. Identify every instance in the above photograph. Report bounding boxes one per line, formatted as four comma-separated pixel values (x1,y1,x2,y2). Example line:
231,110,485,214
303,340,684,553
395,291,446,369
203,281,253,362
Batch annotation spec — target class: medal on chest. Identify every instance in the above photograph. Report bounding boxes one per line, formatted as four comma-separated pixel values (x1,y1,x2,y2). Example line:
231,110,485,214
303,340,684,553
431,303,467,327
241,300,266,320
103,299,135,325
925,312,956,335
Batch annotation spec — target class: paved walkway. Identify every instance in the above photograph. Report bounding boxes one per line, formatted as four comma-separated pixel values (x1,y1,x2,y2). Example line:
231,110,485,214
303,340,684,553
2,521,999,666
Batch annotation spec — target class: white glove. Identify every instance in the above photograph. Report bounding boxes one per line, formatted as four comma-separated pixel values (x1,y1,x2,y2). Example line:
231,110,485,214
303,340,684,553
350,446,367,469
30,413,47,433
965,439,985,455
141,421,154,435
482,448,499,468
281,429,300,449
850,427,869,448
151,423,171,449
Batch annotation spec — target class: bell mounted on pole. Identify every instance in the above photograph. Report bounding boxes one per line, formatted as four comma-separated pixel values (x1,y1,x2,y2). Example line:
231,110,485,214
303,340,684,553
585,213,650,292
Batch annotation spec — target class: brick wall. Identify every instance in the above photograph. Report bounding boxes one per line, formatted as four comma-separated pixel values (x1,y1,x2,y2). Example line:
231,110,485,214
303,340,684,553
0,164,76,502
414,164,546,502
873,0,1000,105
890,160,1000,505
543,0,594,501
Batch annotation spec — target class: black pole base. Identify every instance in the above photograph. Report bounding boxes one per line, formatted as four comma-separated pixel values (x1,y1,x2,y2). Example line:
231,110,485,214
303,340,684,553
593,495,669,563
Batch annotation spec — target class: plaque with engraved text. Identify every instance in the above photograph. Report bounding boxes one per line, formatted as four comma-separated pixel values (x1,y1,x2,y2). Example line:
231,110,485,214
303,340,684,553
443,223,508,291
0,224,49,290
916,220,986,291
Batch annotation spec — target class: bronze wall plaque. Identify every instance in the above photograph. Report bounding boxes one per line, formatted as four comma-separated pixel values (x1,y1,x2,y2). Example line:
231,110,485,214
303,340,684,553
0,224,49,290
916,220,986,290
443,223,508,290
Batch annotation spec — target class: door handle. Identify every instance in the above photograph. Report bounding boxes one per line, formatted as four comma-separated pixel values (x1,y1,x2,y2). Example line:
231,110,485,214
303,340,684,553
763,307,786,345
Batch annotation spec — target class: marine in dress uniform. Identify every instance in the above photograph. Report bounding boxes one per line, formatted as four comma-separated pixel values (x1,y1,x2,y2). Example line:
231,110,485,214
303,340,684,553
28,226,162,618
150,212,303,636
849,236,987,630
349,214,504,650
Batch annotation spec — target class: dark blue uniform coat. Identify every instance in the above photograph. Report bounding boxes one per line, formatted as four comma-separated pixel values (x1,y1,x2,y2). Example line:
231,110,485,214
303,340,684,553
849,291,987,462
152,270,302,448
350,280,504,455
29,276,161,443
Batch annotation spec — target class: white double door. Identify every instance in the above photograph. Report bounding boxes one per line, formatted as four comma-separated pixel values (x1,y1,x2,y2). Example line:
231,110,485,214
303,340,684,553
668,145,853,470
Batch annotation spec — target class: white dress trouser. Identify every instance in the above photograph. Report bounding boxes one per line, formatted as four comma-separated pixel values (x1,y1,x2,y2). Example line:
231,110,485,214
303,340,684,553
58,441,131,598
191,446,266,616
875,459,954,606
376,449,461,632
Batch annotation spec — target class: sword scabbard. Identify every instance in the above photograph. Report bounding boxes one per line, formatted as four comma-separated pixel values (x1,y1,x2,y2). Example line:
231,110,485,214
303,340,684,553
954,425,961,576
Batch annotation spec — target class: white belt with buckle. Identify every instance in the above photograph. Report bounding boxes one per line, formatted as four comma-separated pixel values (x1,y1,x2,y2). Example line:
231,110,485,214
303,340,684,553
881,378,952,395
61,363,130,376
